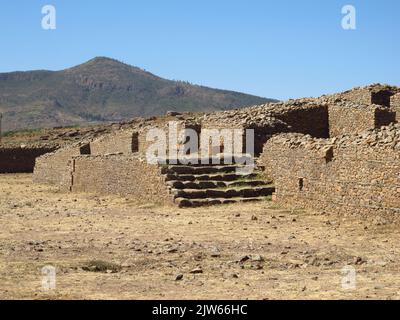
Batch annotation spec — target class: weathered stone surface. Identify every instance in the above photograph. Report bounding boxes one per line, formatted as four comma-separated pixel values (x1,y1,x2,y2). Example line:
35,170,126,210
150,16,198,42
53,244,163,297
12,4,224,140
166,179,267,190
172,186,274,200
165,172,260,182
175,196,268,208
328,102,395,137
70,154,173,205
90,129,139,155
162,165,239,175
391,93,400,122
33,141,91,187
259,123,400,216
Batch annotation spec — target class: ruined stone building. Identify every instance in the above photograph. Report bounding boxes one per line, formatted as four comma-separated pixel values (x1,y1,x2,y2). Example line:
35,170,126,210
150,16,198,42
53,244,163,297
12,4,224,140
256,84,399,216
31,84,399,213
259,123,400,216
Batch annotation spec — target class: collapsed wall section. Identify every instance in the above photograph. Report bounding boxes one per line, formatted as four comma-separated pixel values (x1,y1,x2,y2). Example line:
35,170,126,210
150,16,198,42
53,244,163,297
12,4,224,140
69,154,172,205
259,124,400,216
0,146,57,173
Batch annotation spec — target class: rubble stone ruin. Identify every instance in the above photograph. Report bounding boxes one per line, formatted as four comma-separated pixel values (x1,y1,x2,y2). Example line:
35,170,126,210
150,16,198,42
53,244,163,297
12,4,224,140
30,83,399,213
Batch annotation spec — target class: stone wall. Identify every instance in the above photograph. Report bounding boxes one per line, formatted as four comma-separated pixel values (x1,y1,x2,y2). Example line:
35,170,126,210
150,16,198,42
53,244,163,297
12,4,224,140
259,124,400,216
69,154,173,205
90,130,138,155
201,101,329,155
273,103,329,138
391,93,400,122
33,142,90,186
138,121,201,157
335,84,400,107
31,84,400,208
203,101,329,137
328,103,395,137
0,146,57,173
340,87,382,105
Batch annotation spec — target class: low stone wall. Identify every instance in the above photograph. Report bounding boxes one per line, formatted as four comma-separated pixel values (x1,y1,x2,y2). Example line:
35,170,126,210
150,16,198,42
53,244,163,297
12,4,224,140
33,142,90,186
0,146,57,173
328,103,395,137
90,130,138,155
69,154,173,205
259,124,400,216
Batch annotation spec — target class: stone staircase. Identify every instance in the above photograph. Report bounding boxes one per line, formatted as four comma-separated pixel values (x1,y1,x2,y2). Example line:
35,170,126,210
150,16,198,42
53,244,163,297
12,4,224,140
160,156,274,207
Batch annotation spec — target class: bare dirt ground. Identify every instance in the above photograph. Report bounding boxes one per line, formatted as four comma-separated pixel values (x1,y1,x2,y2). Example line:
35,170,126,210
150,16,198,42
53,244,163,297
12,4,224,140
1,174,400,300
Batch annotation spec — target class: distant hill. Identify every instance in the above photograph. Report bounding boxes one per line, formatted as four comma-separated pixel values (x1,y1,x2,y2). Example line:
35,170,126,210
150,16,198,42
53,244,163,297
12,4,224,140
0,57,277,131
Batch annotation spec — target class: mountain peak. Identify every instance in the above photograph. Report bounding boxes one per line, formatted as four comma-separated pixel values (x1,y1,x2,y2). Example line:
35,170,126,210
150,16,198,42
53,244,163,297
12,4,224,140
0,58,276,131
88,56,124,65
71,56,130,70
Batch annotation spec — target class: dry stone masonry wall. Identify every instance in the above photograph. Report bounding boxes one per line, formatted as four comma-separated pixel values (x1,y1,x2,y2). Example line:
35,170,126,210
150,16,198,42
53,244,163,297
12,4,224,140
259,123,400,216
31,83,400,212
328,102,395,137
90,129,139,155
201,100,329,155
325,84,400,107
391,93,400,122
69,154,173,205
137,120,201,156
33,141,90,185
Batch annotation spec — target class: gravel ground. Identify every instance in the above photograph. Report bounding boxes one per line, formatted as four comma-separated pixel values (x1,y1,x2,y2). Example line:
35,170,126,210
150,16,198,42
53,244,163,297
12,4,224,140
1,174,400,300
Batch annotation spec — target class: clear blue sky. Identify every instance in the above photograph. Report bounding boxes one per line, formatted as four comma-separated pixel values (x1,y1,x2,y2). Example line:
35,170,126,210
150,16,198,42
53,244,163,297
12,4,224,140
0,0,399,100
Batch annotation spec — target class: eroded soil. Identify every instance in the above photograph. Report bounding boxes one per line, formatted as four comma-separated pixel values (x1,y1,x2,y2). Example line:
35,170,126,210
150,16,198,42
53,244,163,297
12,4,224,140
1,174,399,300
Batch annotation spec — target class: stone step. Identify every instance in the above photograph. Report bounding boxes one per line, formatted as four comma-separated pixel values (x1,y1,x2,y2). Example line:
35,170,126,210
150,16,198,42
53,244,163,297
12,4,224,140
175,196,269,208
171,186,275,200
158,154,255,166
161,165,240,175
229,180,270,188
165,172,260,182
166,180,269,190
